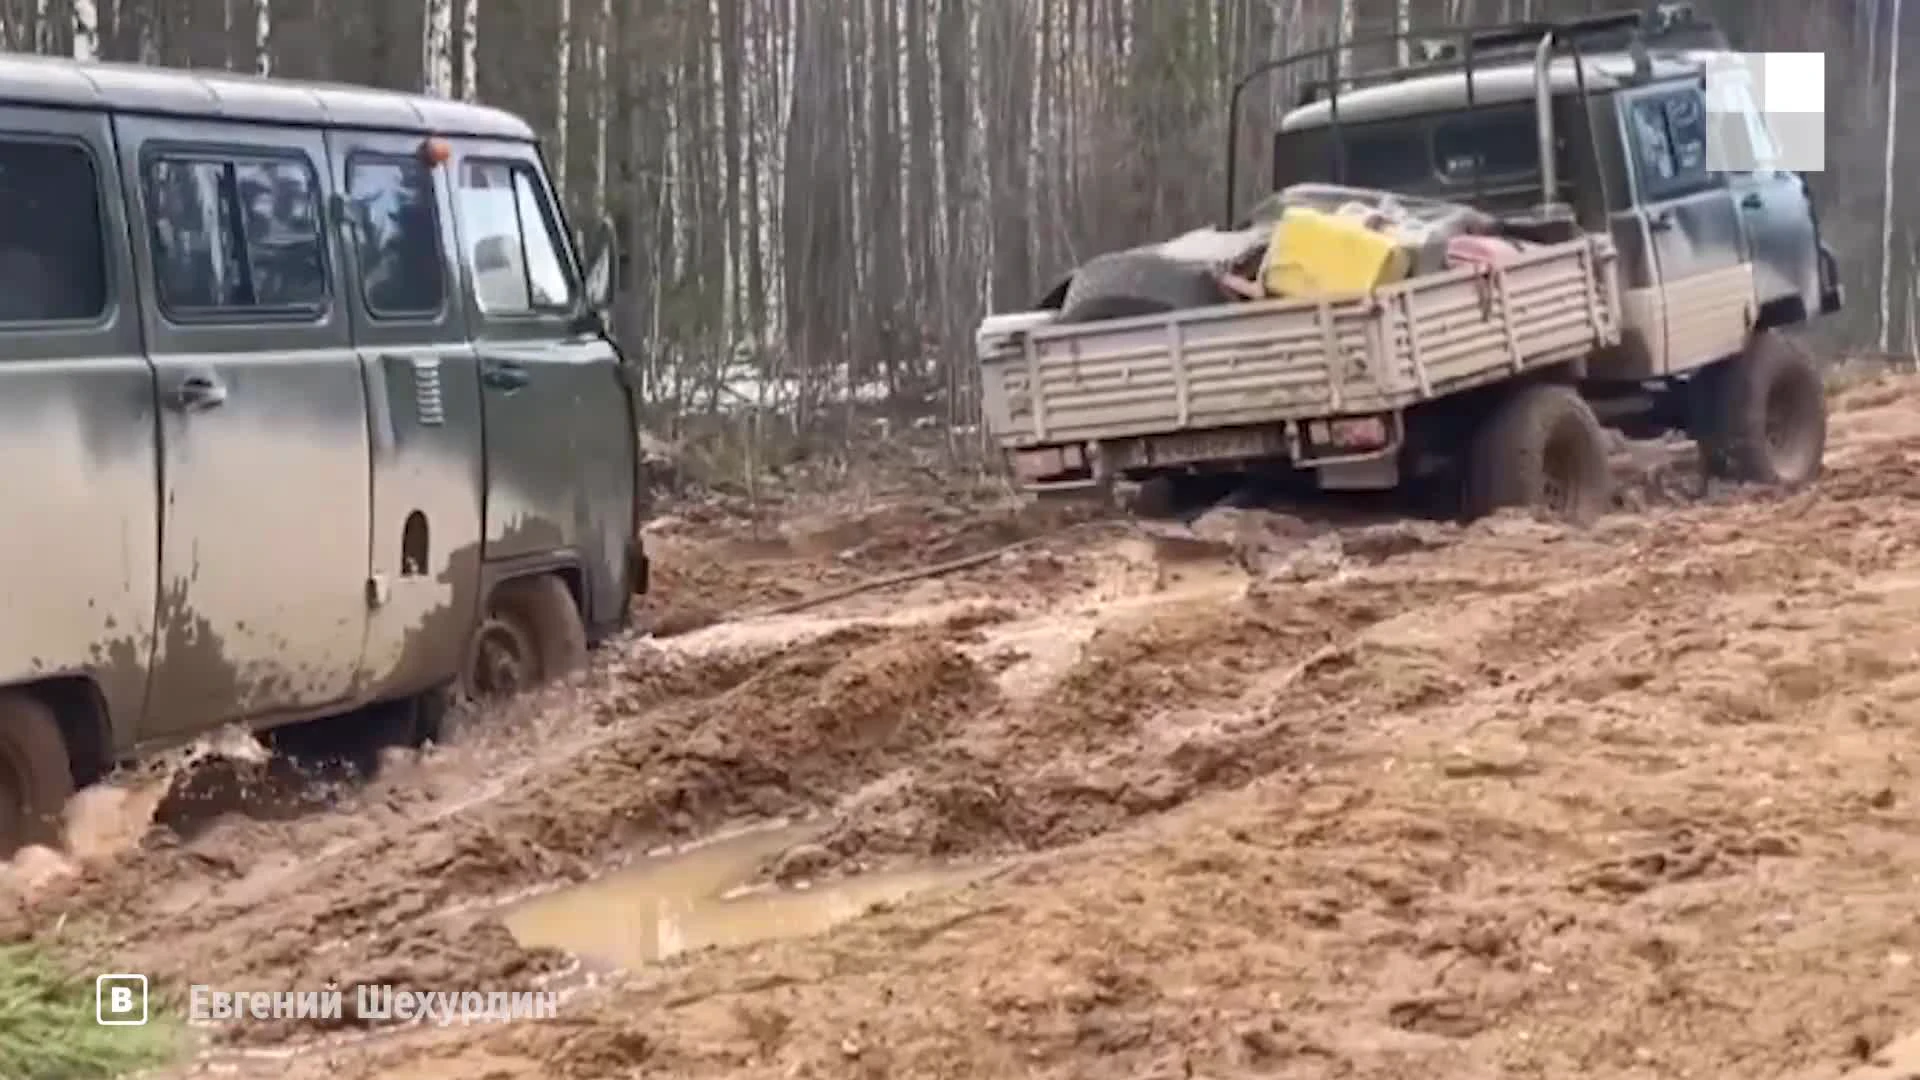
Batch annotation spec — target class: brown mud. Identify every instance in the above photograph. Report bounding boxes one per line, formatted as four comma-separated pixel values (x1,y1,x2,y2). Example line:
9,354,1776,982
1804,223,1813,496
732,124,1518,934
8,374,1920,1078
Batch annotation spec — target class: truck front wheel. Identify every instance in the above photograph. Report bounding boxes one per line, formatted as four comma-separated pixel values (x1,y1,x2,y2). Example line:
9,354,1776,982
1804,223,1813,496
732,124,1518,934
1691,330,1826,488
1462,383,1612,526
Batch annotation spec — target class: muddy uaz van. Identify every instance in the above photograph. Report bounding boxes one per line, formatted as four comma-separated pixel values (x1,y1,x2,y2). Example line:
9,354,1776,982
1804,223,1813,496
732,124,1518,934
0,55,649,855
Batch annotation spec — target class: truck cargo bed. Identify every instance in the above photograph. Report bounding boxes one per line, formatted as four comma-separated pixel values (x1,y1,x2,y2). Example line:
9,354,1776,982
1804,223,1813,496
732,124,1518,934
978,234,1621,449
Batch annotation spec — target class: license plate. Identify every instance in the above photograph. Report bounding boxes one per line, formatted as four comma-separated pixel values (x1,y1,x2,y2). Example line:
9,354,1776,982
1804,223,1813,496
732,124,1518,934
1012,444,1084,480
1119,428,1283,468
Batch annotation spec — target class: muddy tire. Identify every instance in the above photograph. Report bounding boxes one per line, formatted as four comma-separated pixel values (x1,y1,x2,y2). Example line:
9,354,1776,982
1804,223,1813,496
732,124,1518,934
1126,475,1180,519
459,574,588,702
1692,331,1826,488
413,682,468,747
0,693,73,857
1057,251,1227,324
1462,383,1612,526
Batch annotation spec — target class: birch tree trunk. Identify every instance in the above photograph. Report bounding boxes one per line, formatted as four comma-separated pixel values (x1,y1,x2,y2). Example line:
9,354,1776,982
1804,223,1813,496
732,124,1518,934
458,0,477,100
553,0,572,197
422,0,452,96
1880,0,1903,351
591,0,610,220
1337,0,1355,88
74,0,96,59
253,0,269,74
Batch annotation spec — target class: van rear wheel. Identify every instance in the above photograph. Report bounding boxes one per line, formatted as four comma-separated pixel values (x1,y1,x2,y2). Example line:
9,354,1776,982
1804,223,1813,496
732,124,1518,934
0,693,73,857
459,574,589,702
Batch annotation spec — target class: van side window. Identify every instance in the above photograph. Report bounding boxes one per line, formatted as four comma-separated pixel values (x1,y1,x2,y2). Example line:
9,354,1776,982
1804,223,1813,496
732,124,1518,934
144,152,327,318
455,160,575,315
347,155,445,318
1628,88,1711,199
0,139,107,324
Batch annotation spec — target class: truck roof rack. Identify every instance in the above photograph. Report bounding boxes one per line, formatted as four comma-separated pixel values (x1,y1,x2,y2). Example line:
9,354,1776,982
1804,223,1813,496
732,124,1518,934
1293,5,1725,105
1220,3,1726,228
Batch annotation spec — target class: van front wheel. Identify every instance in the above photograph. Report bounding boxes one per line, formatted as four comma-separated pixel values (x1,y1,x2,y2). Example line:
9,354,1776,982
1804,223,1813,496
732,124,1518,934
0,693,73,857
459,574,588,702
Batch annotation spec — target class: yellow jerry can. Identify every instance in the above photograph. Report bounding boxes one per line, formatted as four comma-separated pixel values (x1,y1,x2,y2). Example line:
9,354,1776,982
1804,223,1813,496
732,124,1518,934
1260,206,1412,298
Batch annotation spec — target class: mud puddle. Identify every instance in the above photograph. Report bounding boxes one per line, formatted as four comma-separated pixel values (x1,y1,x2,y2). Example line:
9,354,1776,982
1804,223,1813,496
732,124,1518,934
502,822,995,968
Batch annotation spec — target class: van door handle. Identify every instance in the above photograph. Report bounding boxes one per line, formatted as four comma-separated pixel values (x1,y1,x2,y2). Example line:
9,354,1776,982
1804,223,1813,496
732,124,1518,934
1740,192,1764,210
1647,210,1674,232
480,361,529,391
168,371,228,412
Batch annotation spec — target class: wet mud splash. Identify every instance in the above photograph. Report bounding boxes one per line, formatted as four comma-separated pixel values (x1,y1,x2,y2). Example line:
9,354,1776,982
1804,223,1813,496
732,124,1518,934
3,726,288,901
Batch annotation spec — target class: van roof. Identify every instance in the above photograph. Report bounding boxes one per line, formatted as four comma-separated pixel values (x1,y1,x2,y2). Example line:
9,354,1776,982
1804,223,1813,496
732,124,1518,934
0,53,535,140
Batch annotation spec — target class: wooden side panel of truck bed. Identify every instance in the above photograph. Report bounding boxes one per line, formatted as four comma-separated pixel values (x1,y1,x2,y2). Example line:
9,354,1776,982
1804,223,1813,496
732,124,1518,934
979,234,1622,448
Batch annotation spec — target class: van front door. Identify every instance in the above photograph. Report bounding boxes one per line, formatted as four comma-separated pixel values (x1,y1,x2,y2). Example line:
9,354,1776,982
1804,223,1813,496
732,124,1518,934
326,130,485,700
118,117,371,733
447,140,635,630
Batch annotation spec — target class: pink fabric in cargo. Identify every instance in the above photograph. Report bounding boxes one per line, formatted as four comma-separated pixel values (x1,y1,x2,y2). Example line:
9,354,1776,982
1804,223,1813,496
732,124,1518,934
1445,234,1529,272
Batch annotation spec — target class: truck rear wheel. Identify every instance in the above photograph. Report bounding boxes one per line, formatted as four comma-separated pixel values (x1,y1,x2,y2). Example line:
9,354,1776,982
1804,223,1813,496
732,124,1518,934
1463,383,1612,526
1057,251,1227,324
0,693,73,857
1692,331,1826,488
460,573,588,702
1124,475,1178,519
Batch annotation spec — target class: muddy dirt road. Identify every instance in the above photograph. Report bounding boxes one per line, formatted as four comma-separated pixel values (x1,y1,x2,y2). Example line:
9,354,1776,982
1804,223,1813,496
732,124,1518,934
11,376,1920,1079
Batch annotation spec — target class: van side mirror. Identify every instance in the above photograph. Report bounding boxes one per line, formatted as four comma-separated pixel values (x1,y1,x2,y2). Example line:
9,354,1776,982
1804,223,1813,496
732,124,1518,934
583,215,618,314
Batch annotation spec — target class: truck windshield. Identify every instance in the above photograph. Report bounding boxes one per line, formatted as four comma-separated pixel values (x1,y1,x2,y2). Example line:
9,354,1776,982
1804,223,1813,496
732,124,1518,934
1273,101,1542,196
